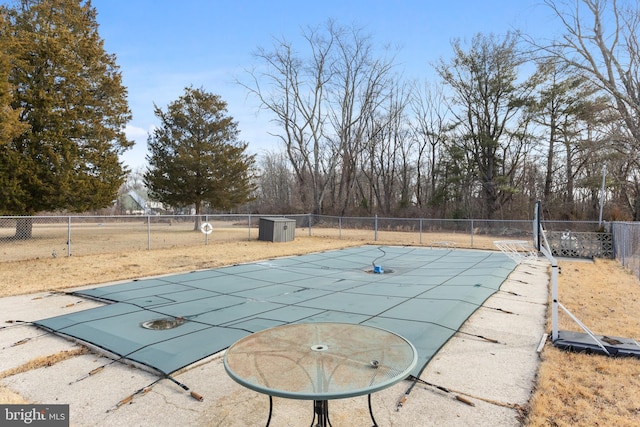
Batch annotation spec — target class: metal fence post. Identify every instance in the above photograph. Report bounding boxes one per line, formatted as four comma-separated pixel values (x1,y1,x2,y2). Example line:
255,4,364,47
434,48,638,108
374,215,378,241
248,214,251,241
67,216,71,257
419,218,423,244
204,215,209,246
147,216,151,250
470,219,474,247
308,214,312,236
339,217,342,239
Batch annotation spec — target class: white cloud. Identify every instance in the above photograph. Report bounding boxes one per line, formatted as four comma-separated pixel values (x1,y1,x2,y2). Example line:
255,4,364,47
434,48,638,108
125,124,150,141
121,124,154,171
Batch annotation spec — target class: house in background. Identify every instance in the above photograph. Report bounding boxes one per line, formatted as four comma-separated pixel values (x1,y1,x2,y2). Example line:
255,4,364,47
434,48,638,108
118,189,163,215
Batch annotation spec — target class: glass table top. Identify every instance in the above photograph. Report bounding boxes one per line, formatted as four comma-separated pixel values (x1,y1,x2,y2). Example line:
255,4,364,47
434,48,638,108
224,322,417,400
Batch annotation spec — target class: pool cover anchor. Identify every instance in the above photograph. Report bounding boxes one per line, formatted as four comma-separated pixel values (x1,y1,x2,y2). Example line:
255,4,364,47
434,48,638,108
107,378,162,413
3,330,49,349
403,375,525,410
69,351,135,385
107,375,203,413
1,320,29,329
166,375,205,402
407,376,475,408
70,365,105,385
398,376,475,410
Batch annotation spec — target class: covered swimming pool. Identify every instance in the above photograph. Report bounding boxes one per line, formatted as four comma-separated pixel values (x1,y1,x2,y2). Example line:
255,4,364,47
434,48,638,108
34,245,517,378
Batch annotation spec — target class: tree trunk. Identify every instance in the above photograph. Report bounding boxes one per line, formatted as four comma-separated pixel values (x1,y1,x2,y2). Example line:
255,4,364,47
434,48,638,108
193,201,202,231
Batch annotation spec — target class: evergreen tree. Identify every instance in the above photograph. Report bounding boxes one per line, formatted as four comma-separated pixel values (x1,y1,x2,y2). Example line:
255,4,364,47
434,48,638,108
144,87,256,227
0,10,27,145
435,32,533,219
0,7,29,216
0,0,131,237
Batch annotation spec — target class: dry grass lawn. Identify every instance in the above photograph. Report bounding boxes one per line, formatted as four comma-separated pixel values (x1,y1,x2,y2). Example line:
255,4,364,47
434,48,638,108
527,258,640,426
1,232,640,425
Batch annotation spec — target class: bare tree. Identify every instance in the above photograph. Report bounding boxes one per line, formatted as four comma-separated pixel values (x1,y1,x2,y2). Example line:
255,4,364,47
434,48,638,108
359,83,411,215
543,0,640,147
409,80,451,214
326,24,397,215
242,21,398,215
242,28,332,215
254,151,296,213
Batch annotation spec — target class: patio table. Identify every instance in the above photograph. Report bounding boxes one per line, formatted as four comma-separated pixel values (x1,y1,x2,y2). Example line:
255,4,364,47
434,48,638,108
224,322,417,427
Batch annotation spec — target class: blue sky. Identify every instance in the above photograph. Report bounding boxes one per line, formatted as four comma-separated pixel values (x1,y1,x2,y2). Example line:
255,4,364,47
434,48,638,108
92,0,563,171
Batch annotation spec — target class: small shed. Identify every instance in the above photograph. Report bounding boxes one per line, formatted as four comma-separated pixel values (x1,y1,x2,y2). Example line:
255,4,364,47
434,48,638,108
258,217,295,242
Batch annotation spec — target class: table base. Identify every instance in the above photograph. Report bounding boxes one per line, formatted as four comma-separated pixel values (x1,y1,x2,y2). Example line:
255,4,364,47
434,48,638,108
263,395,379,427
313,399,330,427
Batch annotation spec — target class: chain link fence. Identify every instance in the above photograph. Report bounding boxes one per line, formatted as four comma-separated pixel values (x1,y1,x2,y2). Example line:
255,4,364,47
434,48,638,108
0,214,611,264
0,215,257,262
611,222,640,280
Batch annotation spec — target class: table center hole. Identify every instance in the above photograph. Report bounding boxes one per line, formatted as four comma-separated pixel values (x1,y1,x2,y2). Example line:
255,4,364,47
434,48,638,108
311,344,328,352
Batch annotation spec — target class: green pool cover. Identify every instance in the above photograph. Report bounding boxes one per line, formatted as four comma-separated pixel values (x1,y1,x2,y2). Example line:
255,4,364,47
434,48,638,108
34,246,516,377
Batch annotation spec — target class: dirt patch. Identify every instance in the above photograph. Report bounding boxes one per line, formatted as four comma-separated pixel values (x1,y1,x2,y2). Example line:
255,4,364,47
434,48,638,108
0,348,88,380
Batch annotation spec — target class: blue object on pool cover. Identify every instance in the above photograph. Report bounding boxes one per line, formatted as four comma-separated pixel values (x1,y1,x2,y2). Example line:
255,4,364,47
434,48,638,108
34,246,516,376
